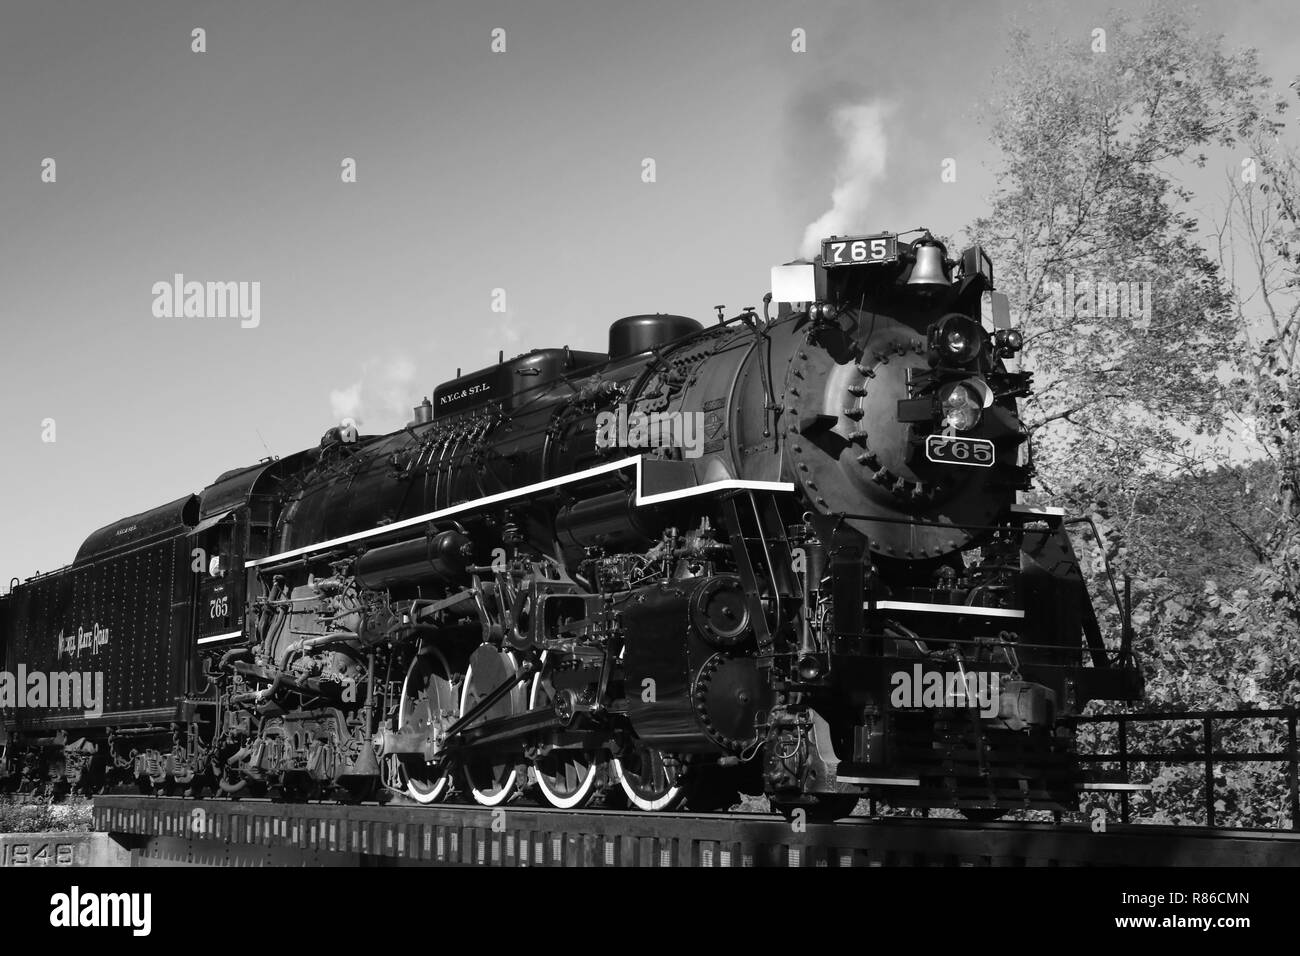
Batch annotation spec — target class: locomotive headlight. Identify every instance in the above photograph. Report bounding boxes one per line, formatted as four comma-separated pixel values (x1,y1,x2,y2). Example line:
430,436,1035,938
993,328,1024,355
931,313,984,365
945,329,970,355
940,381,983,432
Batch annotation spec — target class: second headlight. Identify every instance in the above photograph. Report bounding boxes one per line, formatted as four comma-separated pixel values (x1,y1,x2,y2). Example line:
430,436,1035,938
940,381,984,431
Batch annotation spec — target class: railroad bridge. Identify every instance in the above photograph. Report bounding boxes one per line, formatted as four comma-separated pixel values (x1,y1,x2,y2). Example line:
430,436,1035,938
90,796,1300,867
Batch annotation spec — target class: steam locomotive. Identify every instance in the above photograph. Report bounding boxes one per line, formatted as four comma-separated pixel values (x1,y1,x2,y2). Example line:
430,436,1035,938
1,230,1142,819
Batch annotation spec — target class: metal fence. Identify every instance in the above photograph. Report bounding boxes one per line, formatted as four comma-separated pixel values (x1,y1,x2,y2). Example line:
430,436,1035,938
1068,707,1300,829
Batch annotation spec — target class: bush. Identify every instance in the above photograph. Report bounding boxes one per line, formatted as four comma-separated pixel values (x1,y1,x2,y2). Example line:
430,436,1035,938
0,796,93,834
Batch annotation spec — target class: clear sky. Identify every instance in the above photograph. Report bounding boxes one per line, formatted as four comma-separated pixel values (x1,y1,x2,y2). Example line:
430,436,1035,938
2,0,1298,584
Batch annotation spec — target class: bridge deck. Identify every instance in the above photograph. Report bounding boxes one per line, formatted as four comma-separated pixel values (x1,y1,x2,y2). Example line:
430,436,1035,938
92,796,1300,867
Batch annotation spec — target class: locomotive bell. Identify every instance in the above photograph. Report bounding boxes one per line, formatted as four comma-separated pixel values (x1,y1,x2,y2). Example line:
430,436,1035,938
907,240,951,288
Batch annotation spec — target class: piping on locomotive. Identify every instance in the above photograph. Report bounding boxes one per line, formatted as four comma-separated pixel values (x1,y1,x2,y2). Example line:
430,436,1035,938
1,230,1144,818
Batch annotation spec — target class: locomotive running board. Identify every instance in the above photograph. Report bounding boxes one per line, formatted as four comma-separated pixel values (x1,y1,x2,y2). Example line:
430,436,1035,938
836,775,922,786
196,630,244,646
246,455,794,569
866,600,1026,619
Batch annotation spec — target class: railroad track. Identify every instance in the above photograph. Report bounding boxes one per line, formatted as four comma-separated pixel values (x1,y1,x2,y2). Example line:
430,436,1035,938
92,795,1300,867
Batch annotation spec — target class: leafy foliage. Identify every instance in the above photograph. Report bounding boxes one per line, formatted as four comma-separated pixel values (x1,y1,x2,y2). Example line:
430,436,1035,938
973,2,1300,827
0,796,92,834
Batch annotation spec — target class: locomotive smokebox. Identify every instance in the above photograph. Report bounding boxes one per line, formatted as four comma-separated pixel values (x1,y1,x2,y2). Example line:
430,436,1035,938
608,314,702,361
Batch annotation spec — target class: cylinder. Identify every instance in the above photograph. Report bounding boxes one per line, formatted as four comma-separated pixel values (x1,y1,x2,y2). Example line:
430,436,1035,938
355,530,470,590
555,491,664,552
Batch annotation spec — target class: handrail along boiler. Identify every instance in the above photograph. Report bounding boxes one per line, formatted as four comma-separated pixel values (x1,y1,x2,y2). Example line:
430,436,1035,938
0,230,1143,818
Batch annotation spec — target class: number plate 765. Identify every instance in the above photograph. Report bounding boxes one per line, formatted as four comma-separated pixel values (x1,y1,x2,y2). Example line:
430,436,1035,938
925,435,995,467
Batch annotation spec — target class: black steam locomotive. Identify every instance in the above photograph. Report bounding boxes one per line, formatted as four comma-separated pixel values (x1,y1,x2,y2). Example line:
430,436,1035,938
1,231,1142,818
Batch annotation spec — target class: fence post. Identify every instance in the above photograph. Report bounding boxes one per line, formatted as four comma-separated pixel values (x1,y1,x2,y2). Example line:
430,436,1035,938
1118,717,1130,825
1203,716,1215,828
1289,712,1299,831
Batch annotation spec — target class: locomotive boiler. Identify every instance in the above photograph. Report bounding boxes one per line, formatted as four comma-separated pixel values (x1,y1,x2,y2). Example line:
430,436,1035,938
1,230,1142,819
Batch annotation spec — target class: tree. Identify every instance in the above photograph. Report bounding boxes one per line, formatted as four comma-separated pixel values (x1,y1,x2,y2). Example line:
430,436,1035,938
970,2,1277,640
969,5,1300,826
1214,88,1300,610
973,6,1270,471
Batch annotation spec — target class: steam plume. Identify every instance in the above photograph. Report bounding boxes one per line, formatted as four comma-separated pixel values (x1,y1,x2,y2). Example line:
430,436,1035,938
329,355,418,430
800,100,893,258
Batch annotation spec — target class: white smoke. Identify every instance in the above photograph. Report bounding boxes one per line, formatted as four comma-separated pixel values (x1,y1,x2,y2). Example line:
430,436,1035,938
800,100,894,258
329,355,418,431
